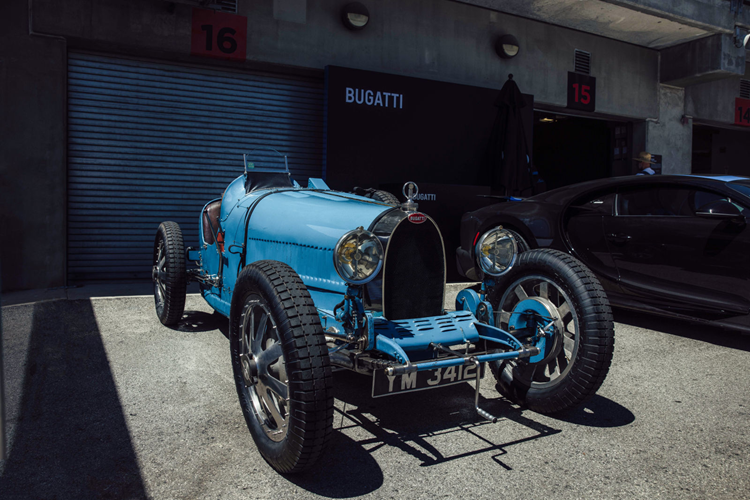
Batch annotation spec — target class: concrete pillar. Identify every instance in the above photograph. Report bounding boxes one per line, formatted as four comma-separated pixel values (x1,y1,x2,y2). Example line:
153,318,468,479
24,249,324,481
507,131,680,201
645,85,693,174
0,0,67,291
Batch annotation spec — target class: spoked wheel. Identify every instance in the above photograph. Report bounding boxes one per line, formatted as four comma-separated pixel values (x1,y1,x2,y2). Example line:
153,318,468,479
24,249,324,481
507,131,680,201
230,260,333,474
489,249,614,414
496,274,579,386
153,221,187,326
238,299,290,442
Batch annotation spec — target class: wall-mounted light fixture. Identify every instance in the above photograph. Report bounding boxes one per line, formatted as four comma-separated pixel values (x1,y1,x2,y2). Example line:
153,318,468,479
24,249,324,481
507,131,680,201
495,34,519,59
342,3,370,30
734,26,750,48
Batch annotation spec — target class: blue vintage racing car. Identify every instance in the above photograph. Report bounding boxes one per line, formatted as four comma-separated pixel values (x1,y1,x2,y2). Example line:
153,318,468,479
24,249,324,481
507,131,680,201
152,151,615,474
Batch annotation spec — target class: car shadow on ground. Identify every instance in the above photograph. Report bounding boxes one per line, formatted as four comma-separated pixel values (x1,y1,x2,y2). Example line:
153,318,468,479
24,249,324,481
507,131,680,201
168,310,229,338
613,308,750,352
287,361,636,496
329,371,560,467
284,430,386,498
0,300,148,499
296,370,568,492
544,394,635,428
288,372,540,497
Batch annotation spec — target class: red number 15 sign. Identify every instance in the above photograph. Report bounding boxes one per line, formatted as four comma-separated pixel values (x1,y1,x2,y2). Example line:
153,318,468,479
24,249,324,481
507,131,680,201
191,8,247,61
567,72,596,112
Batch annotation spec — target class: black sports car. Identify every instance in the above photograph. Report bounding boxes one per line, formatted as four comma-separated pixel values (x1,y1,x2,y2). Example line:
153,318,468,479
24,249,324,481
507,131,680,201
457,175,750,333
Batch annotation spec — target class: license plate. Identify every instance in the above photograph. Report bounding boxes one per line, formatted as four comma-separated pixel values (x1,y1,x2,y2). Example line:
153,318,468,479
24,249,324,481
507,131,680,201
371,363,485,398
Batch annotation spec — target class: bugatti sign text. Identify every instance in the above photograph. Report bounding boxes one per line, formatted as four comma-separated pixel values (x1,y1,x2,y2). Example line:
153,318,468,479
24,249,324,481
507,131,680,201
346,88,404,108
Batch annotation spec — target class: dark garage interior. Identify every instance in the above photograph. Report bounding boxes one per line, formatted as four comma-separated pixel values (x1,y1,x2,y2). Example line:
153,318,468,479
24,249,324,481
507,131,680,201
533,111,628,191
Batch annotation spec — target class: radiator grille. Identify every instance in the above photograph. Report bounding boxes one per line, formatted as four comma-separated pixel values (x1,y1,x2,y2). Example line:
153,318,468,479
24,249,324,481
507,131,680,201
382,218,445,321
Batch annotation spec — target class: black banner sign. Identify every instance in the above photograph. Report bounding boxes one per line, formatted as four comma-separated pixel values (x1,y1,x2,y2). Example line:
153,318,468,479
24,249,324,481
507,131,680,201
324,66,534,191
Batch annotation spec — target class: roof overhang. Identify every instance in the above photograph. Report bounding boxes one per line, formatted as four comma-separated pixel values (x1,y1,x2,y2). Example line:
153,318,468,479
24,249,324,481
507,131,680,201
454,0,750,49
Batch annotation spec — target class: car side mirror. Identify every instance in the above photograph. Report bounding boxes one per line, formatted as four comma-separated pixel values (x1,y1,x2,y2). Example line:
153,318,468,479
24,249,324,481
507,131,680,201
696,200,744,223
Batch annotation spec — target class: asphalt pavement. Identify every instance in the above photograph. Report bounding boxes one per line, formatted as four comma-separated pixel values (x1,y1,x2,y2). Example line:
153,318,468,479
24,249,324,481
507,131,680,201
1,286,749,499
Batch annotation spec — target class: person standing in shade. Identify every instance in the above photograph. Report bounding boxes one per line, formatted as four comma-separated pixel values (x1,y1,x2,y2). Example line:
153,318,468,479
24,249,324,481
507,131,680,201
634,151,656,175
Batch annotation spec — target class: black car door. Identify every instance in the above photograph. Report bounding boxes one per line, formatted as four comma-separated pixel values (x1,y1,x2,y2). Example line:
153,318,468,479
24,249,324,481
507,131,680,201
564,190,622,295
605,184,750,315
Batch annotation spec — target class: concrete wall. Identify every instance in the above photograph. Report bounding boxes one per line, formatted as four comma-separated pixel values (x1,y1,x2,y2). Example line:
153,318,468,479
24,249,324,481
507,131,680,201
5,0,744,290
685,62,750,123
1,0,666,291
660,34,747,87
0,1,67,291
685,60,750,176
31,0,660,119
646,85,692,174
606,0,750,32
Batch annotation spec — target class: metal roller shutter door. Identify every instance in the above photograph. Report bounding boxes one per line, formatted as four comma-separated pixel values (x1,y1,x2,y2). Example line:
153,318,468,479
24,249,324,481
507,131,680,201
67,52,324,282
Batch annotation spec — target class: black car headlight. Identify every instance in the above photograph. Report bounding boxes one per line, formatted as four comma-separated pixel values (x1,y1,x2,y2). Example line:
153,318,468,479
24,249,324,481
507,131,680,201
334,227,384,284
475,227,517,277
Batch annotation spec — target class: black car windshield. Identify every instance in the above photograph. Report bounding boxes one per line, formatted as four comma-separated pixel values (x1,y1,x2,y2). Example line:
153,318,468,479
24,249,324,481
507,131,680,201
728,180,750,200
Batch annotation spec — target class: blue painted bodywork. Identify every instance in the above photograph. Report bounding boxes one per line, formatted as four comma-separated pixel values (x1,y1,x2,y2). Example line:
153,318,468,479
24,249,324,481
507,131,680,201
199,175,389,317
192,170,550,372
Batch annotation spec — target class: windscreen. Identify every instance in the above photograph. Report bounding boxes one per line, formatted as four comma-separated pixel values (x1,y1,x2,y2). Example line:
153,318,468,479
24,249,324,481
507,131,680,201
728,180,750,199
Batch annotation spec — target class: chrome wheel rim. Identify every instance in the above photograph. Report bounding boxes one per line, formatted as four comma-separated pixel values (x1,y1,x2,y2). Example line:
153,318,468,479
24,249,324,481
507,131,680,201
153,239,167,315
496,274,579,387
240,299,289,442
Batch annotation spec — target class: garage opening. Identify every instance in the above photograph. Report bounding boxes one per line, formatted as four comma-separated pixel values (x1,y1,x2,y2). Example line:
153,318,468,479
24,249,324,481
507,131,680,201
692,124,750,176
533,111,632,191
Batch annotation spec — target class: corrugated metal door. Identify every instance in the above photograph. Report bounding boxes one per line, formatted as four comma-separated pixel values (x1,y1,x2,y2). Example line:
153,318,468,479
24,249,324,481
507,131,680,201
67,52,324,282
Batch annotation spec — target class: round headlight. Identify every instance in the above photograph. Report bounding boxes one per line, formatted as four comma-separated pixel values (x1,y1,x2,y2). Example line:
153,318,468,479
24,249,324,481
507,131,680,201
334,227,384,284
475,227,517,277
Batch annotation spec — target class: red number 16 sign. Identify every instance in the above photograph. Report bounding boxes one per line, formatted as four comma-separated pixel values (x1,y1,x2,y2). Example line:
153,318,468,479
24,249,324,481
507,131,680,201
191,8,247,61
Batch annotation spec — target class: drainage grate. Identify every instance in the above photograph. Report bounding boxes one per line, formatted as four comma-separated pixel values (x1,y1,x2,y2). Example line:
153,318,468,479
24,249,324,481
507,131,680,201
741,79,750,99
575,49,591,75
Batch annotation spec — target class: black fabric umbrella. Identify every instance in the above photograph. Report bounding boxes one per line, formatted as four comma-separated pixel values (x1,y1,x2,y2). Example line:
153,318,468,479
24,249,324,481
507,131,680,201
484,74,534,196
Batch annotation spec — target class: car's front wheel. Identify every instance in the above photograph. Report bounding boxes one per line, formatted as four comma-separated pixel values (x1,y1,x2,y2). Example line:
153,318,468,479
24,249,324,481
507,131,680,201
489,249,614,414
230,260,333,474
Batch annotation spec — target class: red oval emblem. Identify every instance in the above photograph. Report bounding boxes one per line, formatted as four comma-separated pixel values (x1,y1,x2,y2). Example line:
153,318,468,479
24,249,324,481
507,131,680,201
408,213,427,224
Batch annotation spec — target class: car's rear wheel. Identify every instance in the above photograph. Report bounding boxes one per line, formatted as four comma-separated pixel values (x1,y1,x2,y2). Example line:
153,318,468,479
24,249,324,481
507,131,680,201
488,249,614,414
230,260,333,474
153,221,187,326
